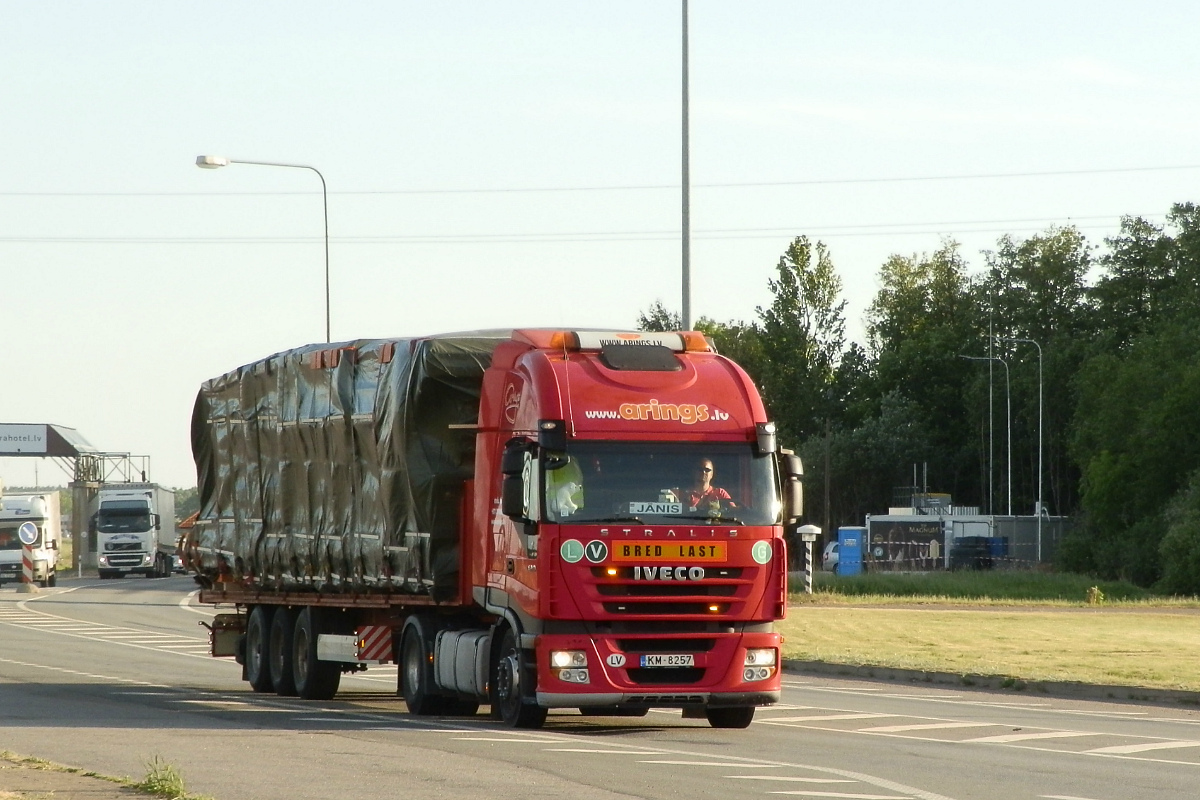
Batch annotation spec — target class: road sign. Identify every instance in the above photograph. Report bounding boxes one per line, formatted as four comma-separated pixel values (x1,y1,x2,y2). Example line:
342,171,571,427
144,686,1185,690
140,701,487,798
17,522,38,546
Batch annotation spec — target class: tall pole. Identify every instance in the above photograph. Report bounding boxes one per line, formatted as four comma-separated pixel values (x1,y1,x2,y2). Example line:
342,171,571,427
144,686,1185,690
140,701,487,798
196,156,331,343
1003,337,1044,562
681,0,692,330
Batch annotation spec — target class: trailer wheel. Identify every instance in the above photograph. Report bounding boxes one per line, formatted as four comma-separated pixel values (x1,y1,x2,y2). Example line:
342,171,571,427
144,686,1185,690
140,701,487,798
46,572,57,588
244,606,275,693
399,625,445,715
269,607,298,696
705,706,755,729
292,607,340,700
491,629,547,729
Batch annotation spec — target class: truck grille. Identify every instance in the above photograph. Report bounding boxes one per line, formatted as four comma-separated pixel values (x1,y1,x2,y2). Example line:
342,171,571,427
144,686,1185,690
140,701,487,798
106,542,143,552
107,555,145,567
626,667,706,685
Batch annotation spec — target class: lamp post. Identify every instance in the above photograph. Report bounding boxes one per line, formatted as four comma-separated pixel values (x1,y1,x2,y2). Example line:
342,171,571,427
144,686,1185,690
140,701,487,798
961,354,1012,515
1001,336,1044,562
681,0,692,330
195,155,331,343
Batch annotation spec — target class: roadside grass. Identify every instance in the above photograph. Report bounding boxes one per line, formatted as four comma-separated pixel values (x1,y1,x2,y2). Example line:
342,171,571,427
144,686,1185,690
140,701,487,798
789,569,1200,606
779,605,1200,691
0,751,211,800
781,570,1200,691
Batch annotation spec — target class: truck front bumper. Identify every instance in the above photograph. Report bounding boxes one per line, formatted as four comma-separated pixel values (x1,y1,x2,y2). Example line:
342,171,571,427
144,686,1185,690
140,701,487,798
533,629,782,710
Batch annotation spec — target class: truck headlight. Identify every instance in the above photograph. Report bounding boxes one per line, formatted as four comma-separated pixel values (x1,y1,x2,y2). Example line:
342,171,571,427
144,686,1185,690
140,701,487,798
550,650,588,668
743,648,777,682
558,669,590,684
99,556,109,566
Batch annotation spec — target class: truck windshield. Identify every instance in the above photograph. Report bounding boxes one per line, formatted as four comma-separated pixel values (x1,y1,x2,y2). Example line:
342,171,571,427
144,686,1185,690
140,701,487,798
543,441,780,526
97,501,152,533
0,525,37,550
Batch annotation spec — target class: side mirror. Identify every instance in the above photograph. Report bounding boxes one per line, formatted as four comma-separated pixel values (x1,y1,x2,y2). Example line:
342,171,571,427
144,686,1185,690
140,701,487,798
152,513,161,530
500,438,536,521
780,451,803,524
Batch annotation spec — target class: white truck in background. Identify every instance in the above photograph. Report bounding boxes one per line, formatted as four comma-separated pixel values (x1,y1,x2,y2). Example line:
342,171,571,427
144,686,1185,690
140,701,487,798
0,492,62,587
94,484,176,579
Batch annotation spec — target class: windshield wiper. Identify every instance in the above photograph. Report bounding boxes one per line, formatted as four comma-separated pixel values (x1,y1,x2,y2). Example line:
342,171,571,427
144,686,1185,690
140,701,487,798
585,516,645,525
659,514,745,525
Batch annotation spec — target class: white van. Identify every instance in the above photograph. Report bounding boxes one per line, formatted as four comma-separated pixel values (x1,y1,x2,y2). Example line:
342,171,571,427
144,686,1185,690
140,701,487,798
0,492,61,587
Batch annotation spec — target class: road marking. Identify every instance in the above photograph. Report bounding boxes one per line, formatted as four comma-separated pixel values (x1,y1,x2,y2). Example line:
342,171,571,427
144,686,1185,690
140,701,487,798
1086,740,1200,754
640,761,781,767
727,776,856,783
965,731,1100,743
767,791,912,799
452,737,562,743
766,713,898,723
1041,795,1105,800
860,721,996,733
545,749,671,754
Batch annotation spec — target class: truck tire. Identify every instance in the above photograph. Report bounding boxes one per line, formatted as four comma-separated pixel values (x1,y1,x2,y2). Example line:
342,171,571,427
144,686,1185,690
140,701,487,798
244,606,275,693
269,607,298,696
706,706,755,729
399,624,446,715
491,628,547,729
293,607,340,700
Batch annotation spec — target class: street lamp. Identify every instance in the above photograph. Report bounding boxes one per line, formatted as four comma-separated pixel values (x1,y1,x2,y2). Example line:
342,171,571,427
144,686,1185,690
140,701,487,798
961,354,1012,515
195,155,331,343
1001,336,1044,562
681,0,691,330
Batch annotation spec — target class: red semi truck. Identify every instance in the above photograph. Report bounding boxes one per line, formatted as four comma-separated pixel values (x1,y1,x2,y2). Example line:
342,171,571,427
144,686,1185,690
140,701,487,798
184,329,802,728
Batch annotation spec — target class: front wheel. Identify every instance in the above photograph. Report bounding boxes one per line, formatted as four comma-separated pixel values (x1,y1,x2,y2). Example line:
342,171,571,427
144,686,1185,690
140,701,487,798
491,629,547,729
706,706,755,729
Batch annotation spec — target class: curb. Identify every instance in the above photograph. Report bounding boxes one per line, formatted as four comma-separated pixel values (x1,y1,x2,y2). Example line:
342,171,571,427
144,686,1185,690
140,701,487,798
784,659,1200,707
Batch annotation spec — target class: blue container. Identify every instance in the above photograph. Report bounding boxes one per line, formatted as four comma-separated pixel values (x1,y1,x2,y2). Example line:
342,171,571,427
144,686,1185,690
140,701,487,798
987,537,1009,558
836,527,865,576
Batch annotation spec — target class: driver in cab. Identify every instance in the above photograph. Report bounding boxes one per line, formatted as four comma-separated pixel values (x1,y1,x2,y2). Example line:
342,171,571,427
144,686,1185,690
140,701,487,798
672,458,736,513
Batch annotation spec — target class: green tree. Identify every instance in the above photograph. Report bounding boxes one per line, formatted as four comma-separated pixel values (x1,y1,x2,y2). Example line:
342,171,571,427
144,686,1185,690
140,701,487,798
866,241,980,506
756,236,849,446
636,300,681,332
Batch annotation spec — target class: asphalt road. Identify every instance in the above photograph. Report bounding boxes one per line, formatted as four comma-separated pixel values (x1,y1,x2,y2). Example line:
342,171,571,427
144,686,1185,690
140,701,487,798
2,577,1199,800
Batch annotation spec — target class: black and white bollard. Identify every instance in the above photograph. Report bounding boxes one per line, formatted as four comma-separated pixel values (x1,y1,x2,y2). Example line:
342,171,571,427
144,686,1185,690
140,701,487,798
798,524,822,595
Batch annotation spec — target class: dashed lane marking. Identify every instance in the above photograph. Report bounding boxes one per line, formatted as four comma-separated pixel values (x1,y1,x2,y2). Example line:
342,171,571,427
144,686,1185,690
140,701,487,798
860,722,998,734
965,731,1101,744
765,791,912,799
1085,740,1200,755
726,776,857,784
765,713,898,723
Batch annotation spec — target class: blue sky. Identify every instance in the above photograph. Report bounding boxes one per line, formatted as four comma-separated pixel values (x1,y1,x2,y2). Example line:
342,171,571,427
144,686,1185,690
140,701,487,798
3,2,1198,488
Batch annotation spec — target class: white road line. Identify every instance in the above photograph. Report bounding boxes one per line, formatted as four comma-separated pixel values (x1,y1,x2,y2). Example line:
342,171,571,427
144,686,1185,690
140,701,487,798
1086,740,1200,755
767,791,911,799
545,749,671,755
1041,795,1106,800
452,737,562,743
965,731,1100,743
860,722,997,734
726,776,856,783
640,761,782,768
766,713,898,723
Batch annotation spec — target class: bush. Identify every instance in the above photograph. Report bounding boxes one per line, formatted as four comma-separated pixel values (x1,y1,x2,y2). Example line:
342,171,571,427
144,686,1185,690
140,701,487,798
1158,470,1200,594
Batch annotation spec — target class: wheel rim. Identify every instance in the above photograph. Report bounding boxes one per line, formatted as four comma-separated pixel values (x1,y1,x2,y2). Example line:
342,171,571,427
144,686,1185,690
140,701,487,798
496,652,521,712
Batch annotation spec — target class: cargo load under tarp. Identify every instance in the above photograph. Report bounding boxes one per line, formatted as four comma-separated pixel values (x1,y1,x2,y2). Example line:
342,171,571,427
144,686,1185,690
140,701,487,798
187,331,509,600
